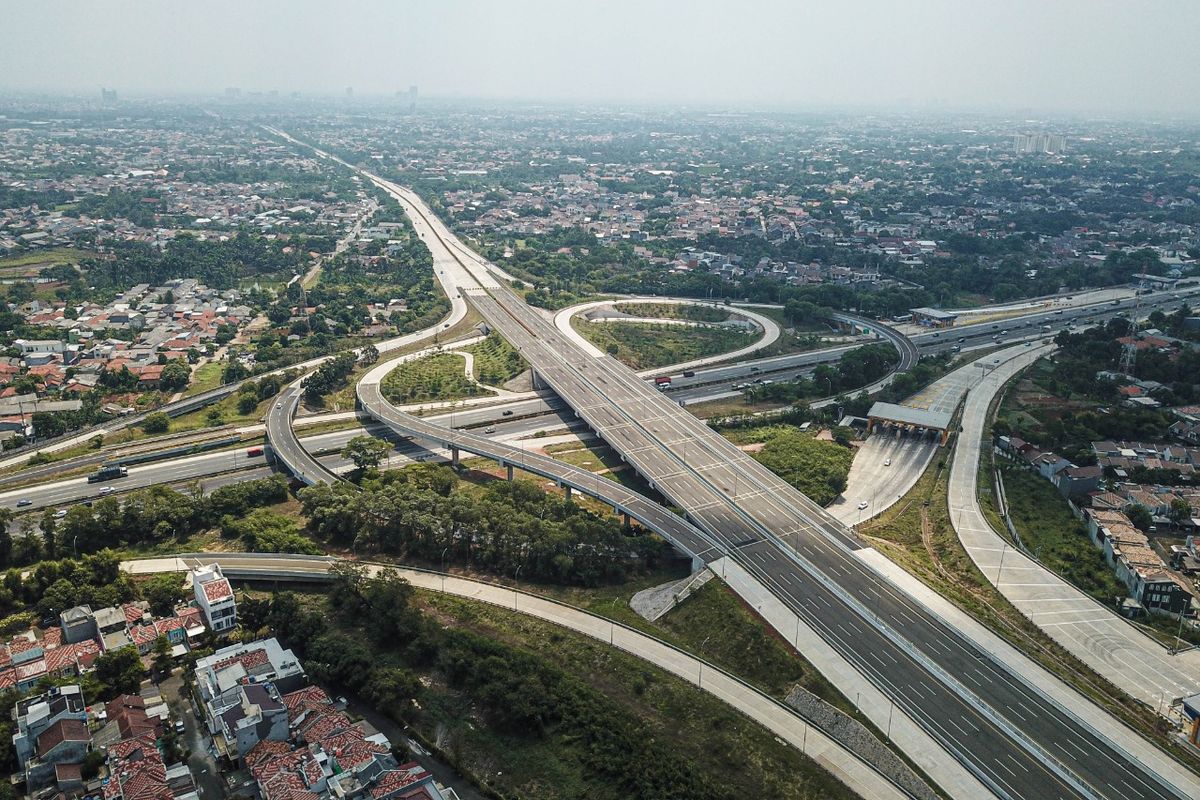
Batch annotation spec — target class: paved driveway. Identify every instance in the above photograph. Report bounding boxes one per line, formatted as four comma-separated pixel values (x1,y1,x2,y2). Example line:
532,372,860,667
161,671,226,800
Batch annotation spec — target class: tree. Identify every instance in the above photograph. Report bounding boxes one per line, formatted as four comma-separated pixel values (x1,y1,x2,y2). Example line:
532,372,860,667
39,510,57,560
142,412,170,434
1169,498,1193,525
142,573,186,617
159,360,191,392
341,435,391,472
91,647,146,699
358,344,379,366
152,635,173,676
237,393,260,415
1126,504,1153,532
364,666,420,711
0,509,12,568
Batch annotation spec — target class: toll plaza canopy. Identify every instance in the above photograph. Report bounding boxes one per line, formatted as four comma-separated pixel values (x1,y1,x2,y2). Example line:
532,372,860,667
910,307,959,328
866,401,954,445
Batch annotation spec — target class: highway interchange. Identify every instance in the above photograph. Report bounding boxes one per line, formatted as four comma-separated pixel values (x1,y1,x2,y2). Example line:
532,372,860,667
7,131,1200,800
332,164,1193,800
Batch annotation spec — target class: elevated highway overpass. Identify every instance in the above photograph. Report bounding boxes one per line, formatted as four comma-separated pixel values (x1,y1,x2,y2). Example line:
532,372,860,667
367,173,1186,800
261,130,1199,800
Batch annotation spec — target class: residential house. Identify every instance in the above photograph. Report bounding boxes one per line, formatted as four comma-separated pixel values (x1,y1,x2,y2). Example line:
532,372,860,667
192,563,237,632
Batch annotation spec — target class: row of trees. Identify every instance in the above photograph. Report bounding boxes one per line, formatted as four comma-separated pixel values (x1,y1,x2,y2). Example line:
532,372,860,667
0,477,290,579
744,343,896,405
80,232,308,293
301,352,357,404
298,465,671,586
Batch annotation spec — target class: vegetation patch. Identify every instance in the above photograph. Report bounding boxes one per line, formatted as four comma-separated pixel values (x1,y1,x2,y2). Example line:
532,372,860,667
381,352,493,404
997,463,1126,603
299,465,672,586
246,567,859,800
725,425,853,505
612,301,731,322
576,320,757,370
464,332,526,386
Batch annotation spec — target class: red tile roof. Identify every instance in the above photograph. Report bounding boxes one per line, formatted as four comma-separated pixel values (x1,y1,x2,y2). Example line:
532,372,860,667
213,646,269,674
202,578,233,603
369,768,426,799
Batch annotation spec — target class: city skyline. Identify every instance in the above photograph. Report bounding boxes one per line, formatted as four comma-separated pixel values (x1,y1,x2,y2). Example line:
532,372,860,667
3,1,1199,117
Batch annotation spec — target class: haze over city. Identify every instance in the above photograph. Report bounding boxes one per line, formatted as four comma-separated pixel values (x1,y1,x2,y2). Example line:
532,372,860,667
3,0,1200,115
2,4,1200,800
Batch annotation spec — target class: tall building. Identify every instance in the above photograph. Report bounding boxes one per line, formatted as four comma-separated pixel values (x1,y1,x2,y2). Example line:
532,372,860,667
1012,133,1066,154
100,87,118,104
191,563,237,632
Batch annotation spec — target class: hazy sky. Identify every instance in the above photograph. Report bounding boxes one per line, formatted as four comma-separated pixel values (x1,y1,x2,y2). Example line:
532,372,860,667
4,0,1198,115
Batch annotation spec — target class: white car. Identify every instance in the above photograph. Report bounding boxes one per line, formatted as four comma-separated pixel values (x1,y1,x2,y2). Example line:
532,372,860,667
883,458,891,467
857,501,869,510
53,509,68,519
99,487,115,496
483,426,495,434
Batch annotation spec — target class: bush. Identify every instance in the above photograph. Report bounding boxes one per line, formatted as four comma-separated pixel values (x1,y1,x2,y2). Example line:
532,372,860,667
142,412,170,434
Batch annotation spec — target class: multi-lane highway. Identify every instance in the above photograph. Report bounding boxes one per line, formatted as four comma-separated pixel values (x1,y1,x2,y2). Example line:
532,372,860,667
265,382,341,486
349,159,1191,800
14,126,1191,800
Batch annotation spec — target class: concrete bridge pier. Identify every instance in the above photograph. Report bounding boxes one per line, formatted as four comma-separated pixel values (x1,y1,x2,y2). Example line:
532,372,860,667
506,463,514,481
451,446,460,467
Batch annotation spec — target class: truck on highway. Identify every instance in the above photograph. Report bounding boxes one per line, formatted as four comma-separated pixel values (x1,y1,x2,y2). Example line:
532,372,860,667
654,376,672,391
87,464,128,483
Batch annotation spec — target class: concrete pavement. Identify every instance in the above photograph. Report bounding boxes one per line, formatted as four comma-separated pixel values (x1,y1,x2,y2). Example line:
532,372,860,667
948,343,1200,706
830,435,938,525
554,296,781,367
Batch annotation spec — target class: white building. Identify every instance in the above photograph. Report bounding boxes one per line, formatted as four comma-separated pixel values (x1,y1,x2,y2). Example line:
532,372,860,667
191,563,237,632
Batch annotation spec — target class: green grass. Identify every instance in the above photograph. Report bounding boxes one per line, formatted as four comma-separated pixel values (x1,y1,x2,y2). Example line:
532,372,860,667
169,390,272,430
998,463,1128,604
656,580,853,710
724,425,853,506
381,352,493,404
544,440,651,492
465,333,526,386
575,320,758,370
183,362,225,397
410,590,862,800
612,302,731,322
0,247,92,270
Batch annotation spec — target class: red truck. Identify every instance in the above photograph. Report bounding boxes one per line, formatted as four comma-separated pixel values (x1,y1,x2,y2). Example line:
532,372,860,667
654,376,672,391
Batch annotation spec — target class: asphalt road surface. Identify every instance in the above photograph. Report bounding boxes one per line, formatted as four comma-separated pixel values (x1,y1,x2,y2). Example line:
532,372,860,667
371,171,1185,800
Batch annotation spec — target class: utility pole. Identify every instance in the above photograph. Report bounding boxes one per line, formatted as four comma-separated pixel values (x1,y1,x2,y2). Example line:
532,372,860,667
1119,269,1148,377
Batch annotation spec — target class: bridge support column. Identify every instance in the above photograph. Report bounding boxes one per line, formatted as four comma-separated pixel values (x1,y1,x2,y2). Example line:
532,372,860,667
506,464,514,482
451,446,460,467
621,512,631,528
530,368,546,391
